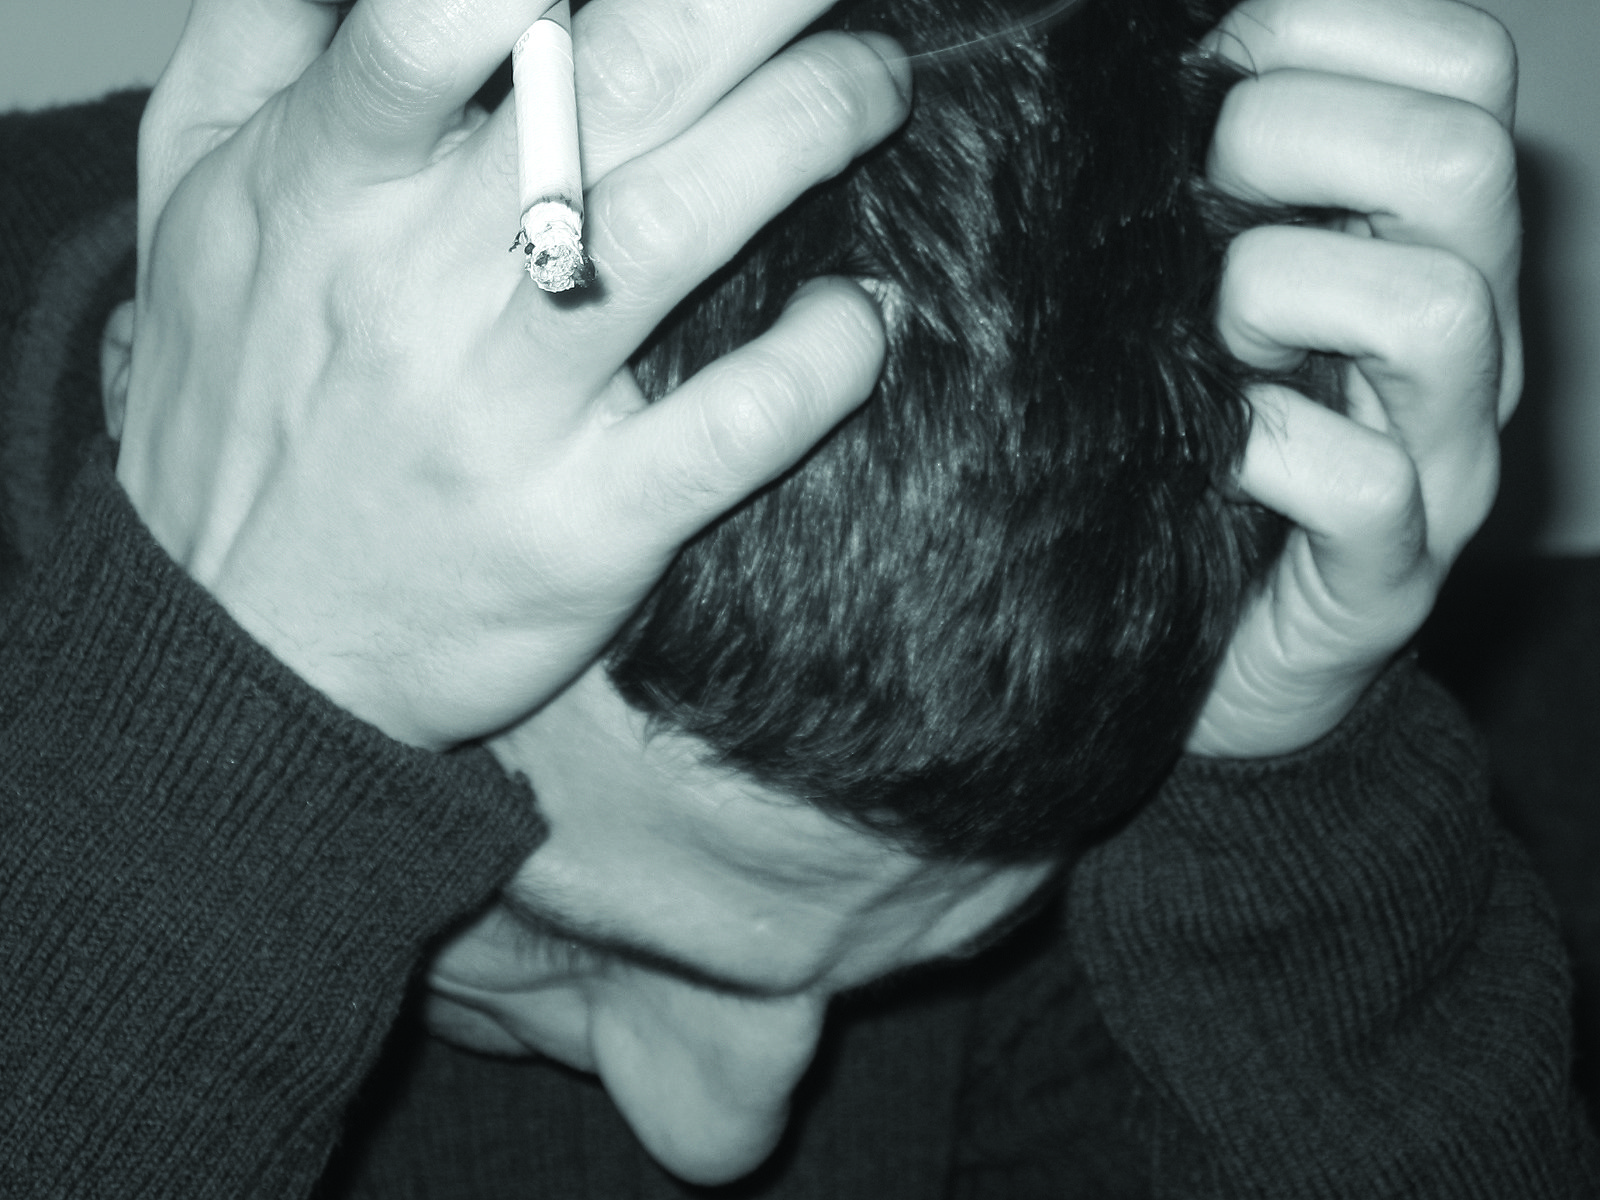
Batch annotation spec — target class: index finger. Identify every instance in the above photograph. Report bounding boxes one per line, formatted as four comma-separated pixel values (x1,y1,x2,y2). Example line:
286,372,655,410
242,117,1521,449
1207,0,1517,127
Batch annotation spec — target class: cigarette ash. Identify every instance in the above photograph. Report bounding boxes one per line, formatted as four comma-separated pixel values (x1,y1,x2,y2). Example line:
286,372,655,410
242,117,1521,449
512,222,596,293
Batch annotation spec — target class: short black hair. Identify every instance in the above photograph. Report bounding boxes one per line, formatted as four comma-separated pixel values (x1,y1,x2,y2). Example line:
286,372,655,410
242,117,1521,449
610,0,1297,862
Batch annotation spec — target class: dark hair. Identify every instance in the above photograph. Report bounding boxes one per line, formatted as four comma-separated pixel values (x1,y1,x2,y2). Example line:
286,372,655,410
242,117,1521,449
610,0,1299,861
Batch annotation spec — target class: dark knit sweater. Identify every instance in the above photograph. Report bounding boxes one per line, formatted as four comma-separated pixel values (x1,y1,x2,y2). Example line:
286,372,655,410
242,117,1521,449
1,93,1595,1199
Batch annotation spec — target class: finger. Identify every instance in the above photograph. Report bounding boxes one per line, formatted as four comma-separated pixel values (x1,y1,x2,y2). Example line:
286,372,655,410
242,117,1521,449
311,0,857,186
603,277,886,547
443,10,909,297
162,0,344,122
1236,385,1428,602
586,28,911,300
139,0,341,257
1218,225,1500,437
573,0,840,184
1206,0,1517,127
492,30,909,377
294,0,550,176
1187,384,1435,759
1210,70,1521,421
1221,226,1501,556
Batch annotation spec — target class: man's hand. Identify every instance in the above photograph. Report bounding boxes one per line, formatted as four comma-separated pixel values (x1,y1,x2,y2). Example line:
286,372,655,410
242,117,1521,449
117,0,910,749
1188,0,1518,757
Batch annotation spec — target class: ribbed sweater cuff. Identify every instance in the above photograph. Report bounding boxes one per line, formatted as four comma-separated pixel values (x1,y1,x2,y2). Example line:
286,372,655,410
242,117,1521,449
0,443,545,1197
1069,660,1591,1197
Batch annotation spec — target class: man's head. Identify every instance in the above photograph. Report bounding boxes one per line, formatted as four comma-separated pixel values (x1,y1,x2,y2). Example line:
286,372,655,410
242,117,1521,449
611,0,1275,861
429,0,1277,1183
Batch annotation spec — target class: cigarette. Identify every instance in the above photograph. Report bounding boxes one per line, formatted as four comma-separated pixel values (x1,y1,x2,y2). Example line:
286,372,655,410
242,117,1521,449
510,0,595,292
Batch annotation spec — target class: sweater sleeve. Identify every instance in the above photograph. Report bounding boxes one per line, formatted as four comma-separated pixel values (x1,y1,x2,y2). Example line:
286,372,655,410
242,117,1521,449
1065,660,1600,1197
0,446,546,1199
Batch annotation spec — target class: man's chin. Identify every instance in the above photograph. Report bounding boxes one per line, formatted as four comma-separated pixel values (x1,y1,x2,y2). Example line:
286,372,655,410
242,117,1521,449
620,1100,791,1188
425,995,786,1186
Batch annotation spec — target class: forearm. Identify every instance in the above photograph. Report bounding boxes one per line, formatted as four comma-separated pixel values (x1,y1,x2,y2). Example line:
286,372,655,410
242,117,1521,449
0,449,543,1198
1069,660,1599,1197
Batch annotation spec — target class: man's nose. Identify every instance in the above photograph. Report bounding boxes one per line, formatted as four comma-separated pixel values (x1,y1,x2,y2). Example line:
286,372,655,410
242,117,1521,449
589,980,828,1186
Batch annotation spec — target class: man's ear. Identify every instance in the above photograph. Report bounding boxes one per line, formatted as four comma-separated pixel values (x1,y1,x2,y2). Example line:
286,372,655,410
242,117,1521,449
99,301,134,442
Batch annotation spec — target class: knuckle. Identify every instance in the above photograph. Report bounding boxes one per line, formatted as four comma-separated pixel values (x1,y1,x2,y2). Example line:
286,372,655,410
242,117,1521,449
618,355,813,526
335,11,452,133
1341,434,1421,530
1220,227,1289,317
636,400,775,521
1413,100,1517,213
1393,249,1497,360
1217,227,1312,363
1209,76,1257,158
1208,78,1280,194
576,8,679,140
589,162,710,279
1452,7,1519,113
1218,69,1273,119
779,33,903,159
701,362,799,479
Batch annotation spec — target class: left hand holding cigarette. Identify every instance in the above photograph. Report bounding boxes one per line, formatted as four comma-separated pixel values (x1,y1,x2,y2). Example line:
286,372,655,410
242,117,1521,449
116,0,912,750
1187,0,1518,757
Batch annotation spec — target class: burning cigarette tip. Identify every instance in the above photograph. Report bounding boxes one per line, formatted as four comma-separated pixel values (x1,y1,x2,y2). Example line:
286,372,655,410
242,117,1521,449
514,222,597,293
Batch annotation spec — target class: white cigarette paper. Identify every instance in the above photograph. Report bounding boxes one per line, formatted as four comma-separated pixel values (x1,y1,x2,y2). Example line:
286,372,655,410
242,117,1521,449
512,0,593,292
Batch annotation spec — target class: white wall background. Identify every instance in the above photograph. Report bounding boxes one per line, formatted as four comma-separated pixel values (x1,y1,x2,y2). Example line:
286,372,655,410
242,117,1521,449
3,0,1597,548
1,0,192,110
1480,0,1600,551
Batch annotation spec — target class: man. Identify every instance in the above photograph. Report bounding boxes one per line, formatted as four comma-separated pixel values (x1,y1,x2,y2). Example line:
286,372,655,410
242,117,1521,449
414,0,1543,1187
1,0,1588,1197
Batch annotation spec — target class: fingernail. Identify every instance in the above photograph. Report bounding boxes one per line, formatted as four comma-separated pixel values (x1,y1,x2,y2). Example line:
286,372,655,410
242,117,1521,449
853,32,913,108
782,277,832,311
